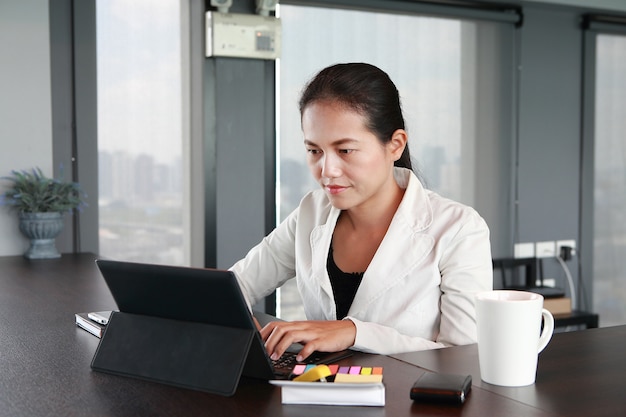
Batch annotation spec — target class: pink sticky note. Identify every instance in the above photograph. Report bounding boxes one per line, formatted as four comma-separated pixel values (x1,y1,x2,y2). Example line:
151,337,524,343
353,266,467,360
349,366,361,375
292,364,307,375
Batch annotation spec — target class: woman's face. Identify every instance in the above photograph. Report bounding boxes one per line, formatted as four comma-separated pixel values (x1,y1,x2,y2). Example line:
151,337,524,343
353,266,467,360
302,100,405,212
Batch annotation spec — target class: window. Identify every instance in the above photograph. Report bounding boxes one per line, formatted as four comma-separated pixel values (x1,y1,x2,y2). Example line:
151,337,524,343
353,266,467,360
593,33,626,327
96,0,189,266
276,4,514,319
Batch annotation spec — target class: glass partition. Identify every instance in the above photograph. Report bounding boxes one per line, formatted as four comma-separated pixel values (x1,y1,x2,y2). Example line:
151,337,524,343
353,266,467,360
96,0,188,266
593,33,626,326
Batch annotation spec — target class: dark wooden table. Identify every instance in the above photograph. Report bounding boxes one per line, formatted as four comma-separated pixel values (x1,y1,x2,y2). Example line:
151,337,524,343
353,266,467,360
393,324,626,417
0,253,618,416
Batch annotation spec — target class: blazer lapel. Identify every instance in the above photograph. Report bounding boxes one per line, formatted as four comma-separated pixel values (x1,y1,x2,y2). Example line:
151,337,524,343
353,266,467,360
348,224,435,315
309,208,341,302
349,169,435,315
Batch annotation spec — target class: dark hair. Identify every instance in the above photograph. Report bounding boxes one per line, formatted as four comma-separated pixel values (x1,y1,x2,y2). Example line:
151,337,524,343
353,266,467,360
299,63,413,171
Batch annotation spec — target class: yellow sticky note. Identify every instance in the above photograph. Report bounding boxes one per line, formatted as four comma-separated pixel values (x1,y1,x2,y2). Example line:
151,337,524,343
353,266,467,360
334,373,383,383
293,365,333,382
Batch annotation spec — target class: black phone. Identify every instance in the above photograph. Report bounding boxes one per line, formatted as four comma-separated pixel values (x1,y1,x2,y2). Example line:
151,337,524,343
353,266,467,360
410,372,472,404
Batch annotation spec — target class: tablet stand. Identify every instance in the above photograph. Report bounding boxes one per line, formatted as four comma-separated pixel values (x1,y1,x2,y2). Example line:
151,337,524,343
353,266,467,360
91,312,254,396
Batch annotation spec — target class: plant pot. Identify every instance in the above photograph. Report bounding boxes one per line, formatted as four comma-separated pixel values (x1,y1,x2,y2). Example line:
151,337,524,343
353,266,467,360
18,212,64,259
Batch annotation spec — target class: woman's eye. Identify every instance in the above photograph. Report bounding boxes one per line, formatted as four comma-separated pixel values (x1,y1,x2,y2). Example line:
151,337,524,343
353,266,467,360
339,149,353,154
306,148,321,155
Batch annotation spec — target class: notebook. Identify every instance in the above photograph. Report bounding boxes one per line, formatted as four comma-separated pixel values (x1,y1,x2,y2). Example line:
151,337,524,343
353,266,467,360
93,259,352,383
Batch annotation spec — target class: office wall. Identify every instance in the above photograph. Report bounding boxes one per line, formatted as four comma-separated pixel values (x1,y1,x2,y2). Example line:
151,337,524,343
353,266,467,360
49,0,99,255
207,60,275,270
200,0,276,271
0,0,53,256
515,5,587,304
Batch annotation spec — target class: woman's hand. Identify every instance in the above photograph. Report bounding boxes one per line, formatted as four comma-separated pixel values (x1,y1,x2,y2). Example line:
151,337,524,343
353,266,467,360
259,319,356,362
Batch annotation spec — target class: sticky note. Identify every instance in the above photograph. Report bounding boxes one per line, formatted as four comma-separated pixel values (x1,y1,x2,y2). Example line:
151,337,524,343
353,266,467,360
349,366,361,375
338,366,350,374
293,365,333,382
360,367,372,375
327,364,339,375
372,367,383,375
334,373,383,383
292,364,307,375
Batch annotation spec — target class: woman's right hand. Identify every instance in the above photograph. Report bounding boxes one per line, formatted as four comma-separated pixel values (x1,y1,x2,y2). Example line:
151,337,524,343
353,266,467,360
258,319,356,362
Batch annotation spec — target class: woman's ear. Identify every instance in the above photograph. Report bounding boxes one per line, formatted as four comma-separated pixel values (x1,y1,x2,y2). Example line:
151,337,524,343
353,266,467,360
388,129,408,161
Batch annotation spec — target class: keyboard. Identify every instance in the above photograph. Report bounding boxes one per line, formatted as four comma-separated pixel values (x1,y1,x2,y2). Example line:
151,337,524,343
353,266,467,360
271,351,332,374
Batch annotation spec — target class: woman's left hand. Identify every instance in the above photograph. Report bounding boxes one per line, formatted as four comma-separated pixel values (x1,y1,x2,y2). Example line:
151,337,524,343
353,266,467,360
259,319,356,362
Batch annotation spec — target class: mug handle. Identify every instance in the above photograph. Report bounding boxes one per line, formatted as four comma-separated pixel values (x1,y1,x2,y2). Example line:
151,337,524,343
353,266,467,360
537,308,554,353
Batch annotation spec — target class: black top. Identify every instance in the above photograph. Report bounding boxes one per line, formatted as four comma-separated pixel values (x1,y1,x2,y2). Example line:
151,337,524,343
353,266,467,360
327,245,364,319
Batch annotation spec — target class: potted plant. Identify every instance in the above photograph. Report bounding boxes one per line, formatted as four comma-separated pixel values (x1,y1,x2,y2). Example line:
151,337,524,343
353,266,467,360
0,167,86,259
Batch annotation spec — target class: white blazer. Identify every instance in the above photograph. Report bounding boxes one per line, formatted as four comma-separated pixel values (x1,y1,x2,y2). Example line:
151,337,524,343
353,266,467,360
231,168,493,354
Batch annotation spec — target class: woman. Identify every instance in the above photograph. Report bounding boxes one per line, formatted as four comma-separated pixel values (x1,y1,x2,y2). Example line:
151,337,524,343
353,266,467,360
231,63,492,362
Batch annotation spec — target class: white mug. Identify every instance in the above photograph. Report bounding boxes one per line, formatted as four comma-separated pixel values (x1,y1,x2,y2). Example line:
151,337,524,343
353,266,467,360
475,290,554,387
